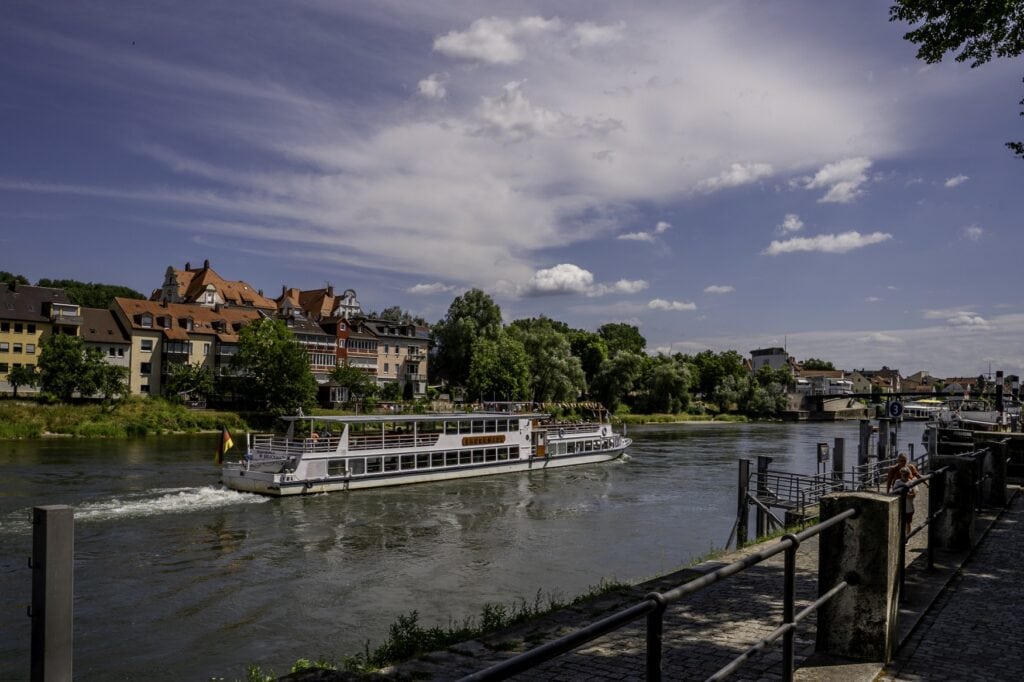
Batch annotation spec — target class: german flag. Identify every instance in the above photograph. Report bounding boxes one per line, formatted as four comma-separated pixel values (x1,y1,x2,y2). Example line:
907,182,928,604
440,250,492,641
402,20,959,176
215,426,234,465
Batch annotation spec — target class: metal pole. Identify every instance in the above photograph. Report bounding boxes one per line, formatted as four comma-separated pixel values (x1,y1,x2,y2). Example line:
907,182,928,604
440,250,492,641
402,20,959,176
645,594,666,682
737,459,750,547
898,490,906,599
31,505,74,682
782,534,800,682
832,438,845,488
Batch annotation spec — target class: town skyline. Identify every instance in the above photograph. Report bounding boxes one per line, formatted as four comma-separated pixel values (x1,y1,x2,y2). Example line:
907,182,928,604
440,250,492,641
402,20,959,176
2,2,1021,378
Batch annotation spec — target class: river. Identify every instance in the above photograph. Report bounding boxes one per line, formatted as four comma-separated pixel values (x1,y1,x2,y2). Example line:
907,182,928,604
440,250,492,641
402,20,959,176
0,420,925,680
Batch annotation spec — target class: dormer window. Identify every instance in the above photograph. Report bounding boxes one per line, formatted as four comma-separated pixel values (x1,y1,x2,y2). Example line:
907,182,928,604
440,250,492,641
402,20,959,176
140,314,153,328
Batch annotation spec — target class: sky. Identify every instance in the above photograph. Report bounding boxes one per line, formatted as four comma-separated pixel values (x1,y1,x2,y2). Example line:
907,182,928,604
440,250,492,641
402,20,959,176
1,1,1022,378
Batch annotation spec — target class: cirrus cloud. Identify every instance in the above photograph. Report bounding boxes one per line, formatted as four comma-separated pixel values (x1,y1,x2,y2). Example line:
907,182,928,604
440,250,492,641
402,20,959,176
704,285,734,294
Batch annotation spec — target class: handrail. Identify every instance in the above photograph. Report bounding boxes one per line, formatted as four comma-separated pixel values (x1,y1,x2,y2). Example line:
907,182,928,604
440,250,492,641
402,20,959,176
459,507,857,682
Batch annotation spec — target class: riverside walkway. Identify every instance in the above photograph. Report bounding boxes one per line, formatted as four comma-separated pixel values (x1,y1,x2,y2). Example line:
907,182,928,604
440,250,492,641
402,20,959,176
288,486,1020,681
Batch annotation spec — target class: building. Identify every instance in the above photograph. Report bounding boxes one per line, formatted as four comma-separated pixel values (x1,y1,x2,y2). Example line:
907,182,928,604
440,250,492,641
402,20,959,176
80,307,132,380
849,367,902,395
280,309,337,383
112,298,263,396
364,318,429,396
154,260,276,312
750,347,791,373
0,283,81,393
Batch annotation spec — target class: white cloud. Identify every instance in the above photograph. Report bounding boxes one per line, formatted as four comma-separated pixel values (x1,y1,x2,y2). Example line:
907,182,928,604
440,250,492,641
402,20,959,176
861,332,903,343
800,157,872,203
763,231,892,255
518,263,647,297
571,21,626,48
698,162,773,193
865,296,881,303
649,298,697,311
962,224,984,241
475,80,622,142
944,174,969,188
704,285,734,294
617,220,671,242
407,282,455,295
433,16,561,64
922,307,990,328
417,74,447,100
780,213,803,233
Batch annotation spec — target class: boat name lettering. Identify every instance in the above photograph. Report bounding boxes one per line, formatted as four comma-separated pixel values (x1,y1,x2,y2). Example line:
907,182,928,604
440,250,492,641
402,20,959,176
462,435,506,446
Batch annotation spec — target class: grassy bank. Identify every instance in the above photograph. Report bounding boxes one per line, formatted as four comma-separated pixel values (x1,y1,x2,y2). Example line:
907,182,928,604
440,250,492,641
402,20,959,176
615,412,750,425
0,398,252,439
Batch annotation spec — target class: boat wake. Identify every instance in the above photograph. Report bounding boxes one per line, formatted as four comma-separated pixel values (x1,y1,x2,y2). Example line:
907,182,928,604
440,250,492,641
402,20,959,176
73,486,269,523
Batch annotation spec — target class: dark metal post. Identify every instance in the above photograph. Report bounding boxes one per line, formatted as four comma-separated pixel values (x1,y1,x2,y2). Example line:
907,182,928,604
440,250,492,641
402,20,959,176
31,505,74,682
832,438,845,488
927,469,944,570
897,490,906,598
877,418,890,461
755,456,772,537
737,459,750,547
782,534,800,682
645,594,666,682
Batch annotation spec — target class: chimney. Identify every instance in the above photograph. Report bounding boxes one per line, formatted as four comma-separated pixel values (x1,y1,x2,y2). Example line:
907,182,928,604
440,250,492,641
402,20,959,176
203,259,210,269
257,289,263,297
996,370,1004,413
327,285,334,297
282,285,287,296
185,261,191,271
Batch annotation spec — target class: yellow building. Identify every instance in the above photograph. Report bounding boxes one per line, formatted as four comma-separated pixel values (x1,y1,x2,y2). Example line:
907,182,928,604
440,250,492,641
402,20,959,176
0,283,81,394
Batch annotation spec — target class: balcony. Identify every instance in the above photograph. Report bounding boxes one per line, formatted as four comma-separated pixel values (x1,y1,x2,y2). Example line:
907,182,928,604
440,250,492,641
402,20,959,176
49,311,83,325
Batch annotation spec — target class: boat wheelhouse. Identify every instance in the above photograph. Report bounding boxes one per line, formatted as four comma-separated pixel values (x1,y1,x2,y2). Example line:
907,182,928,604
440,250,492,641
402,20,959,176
221,410,631,496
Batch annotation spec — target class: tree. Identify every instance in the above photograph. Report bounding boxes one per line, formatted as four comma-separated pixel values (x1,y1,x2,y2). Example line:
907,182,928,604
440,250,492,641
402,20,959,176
756,365,795,392
801,358,835,371
466,331,531,402
92,362,128,402
330,363,377,403
164,362,215,403
380,381,402,401
591,351,645,412
508,317,586,402
7,364,38,398
430,289,503,386
597,323,646,356
686,350,747,399
569,330,609,388
35,279,146,308
231,317,317,414
890,0,1024,158
635,355,691,414
38,334,89,401
373,306,427,325
0,272,29,287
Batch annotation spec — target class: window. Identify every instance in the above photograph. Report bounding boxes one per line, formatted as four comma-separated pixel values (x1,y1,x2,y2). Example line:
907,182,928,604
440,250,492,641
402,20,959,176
383,344,389,354
328,459,347,476
0,322,8,332
26,344,34,354
203,343,210,356
140,314,152,328
109,347,116,356
14,323,23,333
0,362,7,373
141,384,150,394
0,342,7,352
350,459,365,475
117,348,125,357
140,362,152,375
384,363,389,373
13,343,22,353
27,324,35,334
140,339,154,352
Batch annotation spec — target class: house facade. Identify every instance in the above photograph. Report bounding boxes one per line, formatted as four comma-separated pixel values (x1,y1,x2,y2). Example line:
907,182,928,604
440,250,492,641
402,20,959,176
0,283,81,393
154,260,277,312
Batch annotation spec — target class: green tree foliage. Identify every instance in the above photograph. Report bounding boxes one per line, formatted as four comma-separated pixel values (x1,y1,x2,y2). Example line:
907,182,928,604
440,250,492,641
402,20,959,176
90,360,128,402
7,364,38,398
685,349,748,398
801,358,835,371
466,331,531,402
37,334,117,401
374,306,427,325
35,279,146,308
163,362,215,403
756,365,795,391
231,317,317,414
890,0,1024,157
0,272,30,287
591,351,645,412
569,330,609,387
597,322,646,356
634,355,692,414
715,375,789,417
380,382,402,401
331,362,377,402
508,317,586,402
430,289,503,386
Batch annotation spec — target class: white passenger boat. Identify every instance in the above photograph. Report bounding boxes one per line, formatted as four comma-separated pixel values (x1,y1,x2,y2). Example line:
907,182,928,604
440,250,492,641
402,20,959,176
221,409,632,496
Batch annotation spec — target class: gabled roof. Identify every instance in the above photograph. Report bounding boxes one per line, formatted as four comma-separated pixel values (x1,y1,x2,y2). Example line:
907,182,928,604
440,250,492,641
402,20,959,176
157,260,277,311
114,298,264,343
0,284,75,322
80,308,130,344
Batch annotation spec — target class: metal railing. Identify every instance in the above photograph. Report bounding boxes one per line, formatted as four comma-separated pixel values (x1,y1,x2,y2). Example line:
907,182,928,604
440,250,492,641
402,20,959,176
459,508,857,682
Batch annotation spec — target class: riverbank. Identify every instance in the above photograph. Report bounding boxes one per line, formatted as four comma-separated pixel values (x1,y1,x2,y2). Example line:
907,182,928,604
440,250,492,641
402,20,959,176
0,399,251,439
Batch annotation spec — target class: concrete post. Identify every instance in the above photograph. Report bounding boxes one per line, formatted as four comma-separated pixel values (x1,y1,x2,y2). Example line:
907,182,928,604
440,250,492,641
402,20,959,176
31,505,74,682
857,420,872,467
930,454,977,552
877,418,890,461
816,492,902,663
982,441,1008,507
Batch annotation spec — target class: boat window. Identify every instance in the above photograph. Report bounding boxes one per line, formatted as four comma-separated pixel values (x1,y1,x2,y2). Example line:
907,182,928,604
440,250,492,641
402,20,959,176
484,420,496,433
384,456,399,472
485,449,497,462
472,449,484,463
350,459,365,476
460,451,472,465
445,421,458,435
459,420,471,433
497,447,508,461
416,453,430,469
400,455,415,470
509,446,519,458
328,460,346,476
366,457,382,474
446,451,459,466
431,452,444,467
472,420,484,434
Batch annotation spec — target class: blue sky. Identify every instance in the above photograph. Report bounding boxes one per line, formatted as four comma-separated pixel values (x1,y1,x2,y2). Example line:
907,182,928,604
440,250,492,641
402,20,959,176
2,1,1021,377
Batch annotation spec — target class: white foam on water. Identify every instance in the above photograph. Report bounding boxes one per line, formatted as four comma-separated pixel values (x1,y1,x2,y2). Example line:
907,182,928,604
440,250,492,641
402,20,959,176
73,486,269,523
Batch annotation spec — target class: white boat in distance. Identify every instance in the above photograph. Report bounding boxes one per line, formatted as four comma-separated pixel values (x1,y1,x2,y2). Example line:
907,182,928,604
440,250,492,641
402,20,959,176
222,408,632,496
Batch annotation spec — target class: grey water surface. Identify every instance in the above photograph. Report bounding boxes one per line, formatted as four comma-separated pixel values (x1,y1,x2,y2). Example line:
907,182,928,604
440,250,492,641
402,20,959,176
0,421,924,680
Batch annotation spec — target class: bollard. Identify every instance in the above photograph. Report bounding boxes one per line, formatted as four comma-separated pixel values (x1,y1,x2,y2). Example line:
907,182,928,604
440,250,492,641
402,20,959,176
979,441,1008,507
929,454,977,552
31,505,74,682
832,438,845,488
816,492,902,663
736,459,750,547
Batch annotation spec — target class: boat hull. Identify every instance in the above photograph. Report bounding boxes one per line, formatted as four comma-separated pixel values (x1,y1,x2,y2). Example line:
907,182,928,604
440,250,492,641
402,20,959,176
222,441,631,496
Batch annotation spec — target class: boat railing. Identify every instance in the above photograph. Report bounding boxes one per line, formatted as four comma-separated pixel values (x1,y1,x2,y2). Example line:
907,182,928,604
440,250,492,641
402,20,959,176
348,432,441,451
549,422,607,437
250,434,342,456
